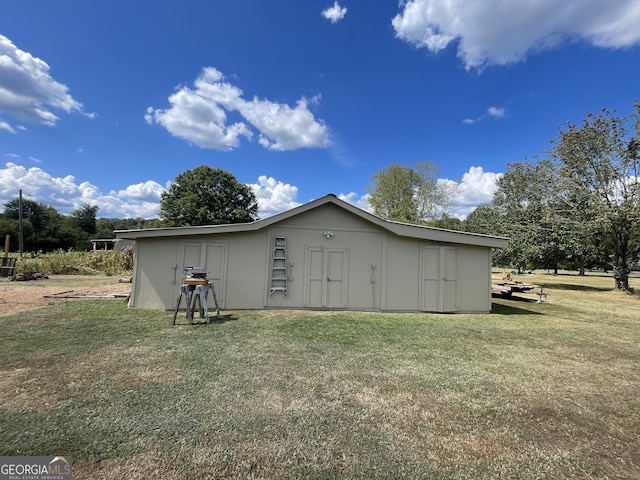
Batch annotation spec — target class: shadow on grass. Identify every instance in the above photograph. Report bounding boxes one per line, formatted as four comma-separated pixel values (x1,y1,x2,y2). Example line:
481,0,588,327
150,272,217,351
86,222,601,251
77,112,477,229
539,282,611,293
173,313,239,326
491,299,544,316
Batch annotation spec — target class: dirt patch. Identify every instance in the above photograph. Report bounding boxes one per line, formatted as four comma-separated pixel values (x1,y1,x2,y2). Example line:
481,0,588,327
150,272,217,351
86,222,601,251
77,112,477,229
0,275,131,317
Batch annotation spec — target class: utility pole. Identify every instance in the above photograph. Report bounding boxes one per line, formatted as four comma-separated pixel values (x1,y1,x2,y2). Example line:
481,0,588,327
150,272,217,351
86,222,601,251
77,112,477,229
19,189,23,256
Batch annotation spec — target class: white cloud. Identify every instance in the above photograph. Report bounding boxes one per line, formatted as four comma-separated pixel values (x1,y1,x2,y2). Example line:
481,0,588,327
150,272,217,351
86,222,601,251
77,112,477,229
239,97,329,151
392,0,640,69
0,161,305,220
0,161,500,222
144,73,252,151
322,2,348,24
0,120,17,133
146,67,330,151
249,175,301,217
487,106,505,118
0,162,163,218
115,181,166,202
463,106,507,124
450,166,502,218
338,192,373,213
0,34,89,129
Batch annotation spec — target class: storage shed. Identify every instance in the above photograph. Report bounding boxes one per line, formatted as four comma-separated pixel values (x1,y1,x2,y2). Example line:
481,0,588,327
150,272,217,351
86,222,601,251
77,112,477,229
115,194,508,313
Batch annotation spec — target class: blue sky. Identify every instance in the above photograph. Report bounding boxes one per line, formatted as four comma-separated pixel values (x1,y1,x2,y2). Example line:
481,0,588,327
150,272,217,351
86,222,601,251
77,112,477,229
1,0,639,219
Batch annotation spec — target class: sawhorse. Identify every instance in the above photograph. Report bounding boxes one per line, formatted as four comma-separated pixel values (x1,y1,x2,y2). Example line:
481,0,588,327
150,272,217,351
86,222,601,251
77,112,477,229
173,282,220,325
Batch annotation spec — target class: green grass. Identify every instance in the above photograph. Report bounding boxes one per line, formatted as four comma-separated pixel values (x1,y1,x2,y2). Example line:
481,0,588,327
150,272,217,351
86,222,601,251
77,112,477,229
1,273,639,479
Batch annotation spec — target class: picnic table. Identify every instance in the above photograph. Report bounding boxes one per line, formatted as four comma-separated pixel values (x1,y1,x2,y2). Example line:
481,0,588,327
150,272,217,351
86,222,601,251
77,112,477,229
492,280,547,302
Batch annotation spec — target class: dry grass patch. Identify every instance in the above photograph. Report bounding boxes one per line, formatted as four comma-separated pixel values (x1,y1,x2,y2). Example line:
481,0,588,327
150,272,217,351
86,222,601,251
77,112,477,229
73,453,180,480
0,344,189,413
0,275,130,317
1,272,639,478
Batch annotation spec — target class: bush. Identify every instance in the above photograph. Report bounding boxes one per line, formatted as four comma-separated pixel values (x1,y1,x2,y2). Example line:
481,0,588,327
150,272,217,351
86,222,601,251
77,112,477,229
121,246,134,271
87,250,132,276
15,249,134,276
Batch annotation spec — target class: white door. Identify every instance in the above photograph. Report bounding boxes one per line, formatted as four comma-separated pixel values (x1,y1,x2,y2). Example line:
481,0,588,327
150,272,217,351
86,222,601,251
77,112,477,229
420,245,459,312
441,247,459,312
305,247,348,308
179,241,227,306
420,246,440,312
307,248,325,308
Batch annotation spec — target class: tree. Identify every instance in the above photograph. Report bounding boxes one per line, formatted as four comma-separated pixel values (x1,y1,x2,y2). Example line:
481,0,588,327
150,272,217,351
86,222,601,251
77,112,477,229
96,217,162,239
550,103,640,291
463,204,504,236
72,203,98,236
414,161,457,221
492,160,564,272
488,159,599,273
2,198,106,252
367,160,456,223
428,213,462,231
0,217,20,252
3,198,50,233
463,204,511,268
95,218,117,240
367,163,419,223
3,198,52,252
552,178,608,274
159,165,258,227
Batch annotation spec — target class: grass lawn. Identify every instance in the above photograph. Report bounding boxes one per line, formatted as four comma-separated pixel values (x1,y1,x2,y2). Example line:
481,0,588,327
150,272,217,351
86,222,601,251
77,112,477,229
1,272,639,479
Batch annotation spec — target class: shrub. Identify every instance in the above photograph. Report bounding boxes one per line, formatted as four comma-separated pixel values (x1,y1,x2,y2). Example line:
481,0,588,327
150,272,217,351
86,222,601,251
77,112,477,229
87,250,131,276
15,249,134,276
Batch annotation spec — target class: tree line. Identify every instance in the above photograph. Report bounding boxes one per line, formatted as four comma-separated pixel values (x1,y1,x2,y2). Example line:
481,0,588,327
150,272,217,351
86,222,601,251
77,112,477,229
0,200,161,254
471,104,639,291
367,103,640,292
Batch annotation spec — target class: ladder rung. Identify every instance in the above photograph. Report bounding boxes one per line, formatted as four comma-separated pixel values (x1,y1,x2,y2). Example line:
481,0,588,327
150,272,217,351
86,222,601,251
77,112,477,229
271,237,287,294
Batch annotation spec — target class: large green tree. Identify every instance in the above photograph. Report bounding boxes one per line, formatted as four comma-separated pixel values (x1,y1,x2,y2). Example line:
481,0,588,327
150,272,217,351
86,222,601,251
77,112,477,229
491,160,562,272
72,203,98,236
491,159,606,273
463,204,504,236
462,203,515,268
367,160,456,223
159,166,258,227
550,104,640,291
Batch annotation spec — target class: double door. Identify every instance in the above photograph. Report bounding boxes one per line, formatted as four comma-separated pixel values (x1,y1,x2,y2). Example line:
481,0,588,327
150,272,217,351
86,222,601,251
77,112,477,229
305,247,348,308
178,241,227,307
420,245,459,312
